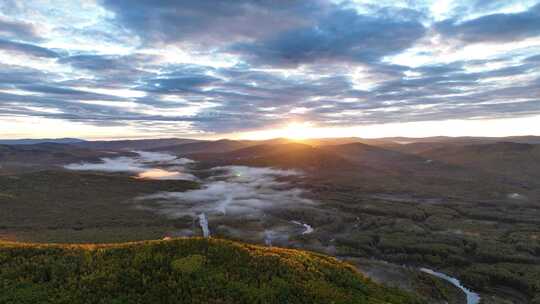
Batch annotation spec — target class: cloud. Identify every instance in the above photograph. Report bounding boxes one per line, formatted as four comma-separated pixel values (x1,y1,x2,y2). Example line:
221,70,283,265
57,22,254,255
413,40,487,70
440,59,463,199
140,74,221,94
102,1,426,67
1,1,539,137
0,16,42,41
59,54,134,71
435,3,540,43
100,0,318,46
231,7,426,66
0,38,59,58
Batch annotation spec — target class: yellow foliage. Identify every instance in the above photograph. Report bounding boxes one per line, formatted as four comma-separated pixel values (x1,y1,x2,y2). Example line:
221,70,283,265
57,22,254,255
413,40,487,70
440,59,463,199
171,254,206,274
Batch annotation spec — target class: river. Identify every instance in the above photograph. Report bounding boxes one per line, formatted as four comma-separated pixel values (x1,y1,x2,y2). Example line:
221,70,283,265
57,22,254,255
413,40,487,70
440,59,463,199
420,268,481,304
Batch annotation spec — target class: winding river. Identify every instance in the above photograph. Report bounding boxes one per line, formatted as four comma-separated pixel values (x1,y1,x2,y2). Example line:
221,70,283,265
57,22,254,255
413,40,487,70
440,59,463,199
420,268,481,304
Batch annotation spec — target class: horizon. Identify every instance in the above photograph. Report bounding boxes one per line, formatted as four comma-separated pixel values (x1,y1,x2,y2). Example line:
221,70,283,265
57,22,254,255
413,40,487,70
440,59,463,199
0,1,539,140
3,131,540,142
2,114,540,141
3,113,540,141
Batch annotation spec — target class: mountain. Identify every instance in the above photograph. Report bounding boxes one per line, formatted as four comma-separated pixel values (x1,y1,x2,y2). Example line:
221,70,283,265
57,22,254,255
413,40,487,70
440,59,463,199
0,238,423,304
152,139,256,154
379,142,460,155
418,142,540,183
379,136,540,152
301,137,393,147
378,136,540,145
74,138,201,151
0,143,123,166
191,142,354,170
189,141,491,185
321,142,427,168
0,138,85,145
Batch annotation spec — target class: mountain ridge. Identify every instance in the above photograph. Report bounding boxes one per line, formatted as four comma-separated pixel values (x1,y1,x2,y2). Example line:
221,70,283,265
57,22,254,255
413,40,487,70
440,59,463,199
0,237,424,304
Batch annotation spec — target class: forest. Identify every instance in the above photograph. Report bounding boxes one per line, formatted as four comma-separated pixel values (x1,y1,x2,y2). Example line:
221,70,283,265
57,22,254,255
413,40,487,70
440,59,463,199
0,238,424,304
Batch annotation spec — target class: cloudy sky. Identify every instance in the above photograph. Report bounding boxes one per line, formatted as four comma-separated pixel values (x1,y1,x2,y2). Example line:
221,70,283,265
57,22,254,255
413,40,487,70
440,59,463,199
0,0,539,139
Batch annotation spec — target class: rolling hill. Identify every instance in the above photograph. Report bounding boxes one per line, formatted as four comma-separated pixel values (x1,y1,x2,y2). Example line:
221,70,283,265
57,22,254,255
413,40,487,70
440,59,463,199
0,238,423,304
152,139,255,155
190,142,355,170
0,138,85,145
74,138,201,151
321,142,427,169
0,143,126,167
418,142,540,183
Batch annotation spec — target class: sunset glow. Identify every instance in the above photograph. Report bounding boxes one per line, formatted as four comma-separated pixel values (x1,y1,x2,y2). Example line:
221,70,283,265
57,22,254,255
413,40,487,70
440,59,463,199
235,115,540,140
0,0,538,140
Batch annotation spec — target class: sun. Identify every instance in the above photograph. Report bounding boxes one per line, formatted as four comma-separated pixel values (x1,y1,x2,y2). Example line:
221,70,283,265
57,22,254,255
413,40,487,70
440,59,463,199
233,121,327,140
281,122,316,140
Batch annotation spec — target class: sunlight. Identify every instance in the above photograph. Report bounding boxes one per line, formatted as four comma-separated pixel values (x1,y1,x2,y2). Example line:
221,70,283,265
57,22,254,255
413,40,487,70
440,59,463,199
281,122,316,140
233,115,540,140
137,169,180,180
232,122,318,140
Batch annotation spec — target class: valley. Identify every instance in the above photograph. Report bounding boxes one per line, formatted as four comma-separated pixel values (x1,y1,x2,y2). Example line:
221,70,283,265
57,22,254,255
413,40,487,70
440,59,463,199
1,136,539,303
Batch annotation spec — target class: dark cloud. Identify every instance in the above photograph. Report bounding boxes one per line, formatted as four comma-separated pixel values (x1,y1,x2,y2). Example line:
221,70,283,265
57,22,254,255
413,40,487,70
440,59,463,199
16,84,125,102
0,64,50,86
101,0,425,67
58,54,157,88
100,0,319,46
140,75,221,93
435,3,540,42
525,54,540,62
135,64,222,93
231,8,425,66
0,38,59,57
0,17,41,41
59,54,134,71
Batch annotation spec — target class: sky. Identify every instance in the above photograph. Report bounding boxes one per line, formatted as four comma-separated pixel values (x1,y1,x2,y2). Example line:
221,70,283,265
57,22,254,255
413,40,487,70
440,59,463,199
0,0,539,140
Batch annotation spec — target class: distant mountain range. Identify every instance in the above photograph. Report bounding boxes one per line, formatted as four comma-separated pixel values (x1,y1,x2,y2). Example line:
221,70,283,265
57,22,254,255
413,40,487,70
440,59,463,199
0,138,86,145
2,135,540,184
2,135,539,146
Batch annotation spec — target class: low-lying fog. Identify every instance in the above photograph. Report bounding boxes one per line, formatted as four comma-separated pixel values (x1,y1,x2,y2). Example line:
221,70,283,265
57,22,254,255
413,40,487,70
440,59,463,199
140,166,311,217
65,151,197,180
65,151,316,245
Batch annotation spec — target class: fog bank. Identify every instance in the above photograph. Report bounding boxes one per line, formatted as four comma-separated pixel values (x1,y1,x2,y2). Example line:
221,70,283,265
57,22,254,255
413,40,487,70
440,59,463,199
64,151,197,181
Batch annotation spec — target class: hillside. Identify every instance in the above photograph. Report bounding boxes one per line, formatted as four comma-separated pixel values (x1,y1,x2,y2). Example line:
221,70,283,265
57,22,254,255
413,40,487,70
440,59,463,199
0,138,85,145
0,238,423,304
321,142,427,168
0,170,199,243
153,139,255,155
191,142,354,170
418,142,540,183
0,143,128,168
75,138,201,151
378,136,540,145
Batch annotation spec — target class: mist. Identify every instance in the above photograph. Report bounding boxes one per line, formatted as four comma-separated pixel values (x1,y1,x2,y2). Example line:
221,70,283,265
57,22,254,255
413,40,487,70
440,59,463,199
64,151,197,181
66,152,317,243
137,165,316,243
138,166,312,217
